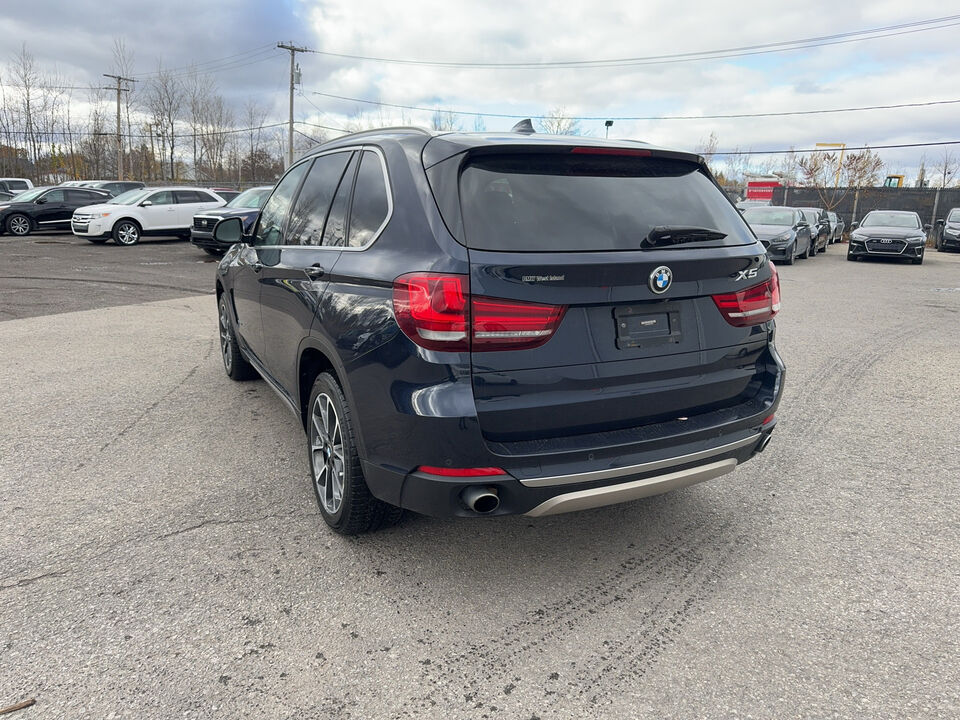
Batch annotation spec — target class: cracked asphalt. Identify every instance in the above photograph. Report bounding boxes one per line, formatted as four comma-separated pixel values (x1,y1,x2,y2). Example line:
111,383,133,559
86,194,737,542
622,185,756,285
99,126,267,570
1,233,959,718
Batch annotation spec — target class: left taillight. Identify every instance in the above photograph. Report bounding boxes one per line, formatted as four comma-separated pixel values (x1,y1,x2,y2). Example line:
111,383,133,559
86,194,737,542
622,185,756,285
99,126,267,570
393,272,566,352
712,263,781,327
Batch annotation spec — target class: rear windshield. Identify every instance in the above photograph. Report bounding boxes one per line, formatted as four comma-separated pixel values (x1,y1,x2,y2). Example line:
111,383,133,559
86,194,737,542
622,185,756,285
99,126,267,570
458,154,753,251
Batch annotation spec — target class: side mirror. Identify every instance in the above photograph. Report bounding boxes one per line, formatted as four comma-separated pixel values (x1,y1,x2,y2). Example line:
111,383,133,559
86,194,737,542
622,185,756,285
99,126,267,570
140,200,153,207
851,221,859,230
213,216,244,245
35,197,47,204
796,220,808,228
923,223,932,232
936,219,945,227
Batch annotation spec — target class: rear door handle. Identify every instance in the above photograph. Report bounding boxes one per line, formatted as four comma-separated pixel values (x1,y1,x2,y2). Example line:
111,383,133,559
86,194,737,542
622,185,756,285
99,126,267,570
305,265,325,278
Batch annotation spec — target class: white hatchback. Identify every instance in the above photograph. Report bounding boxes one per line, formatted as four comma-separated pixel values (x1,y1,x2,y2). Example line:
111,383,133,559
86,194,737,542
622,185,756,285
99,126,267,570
72,186,225,246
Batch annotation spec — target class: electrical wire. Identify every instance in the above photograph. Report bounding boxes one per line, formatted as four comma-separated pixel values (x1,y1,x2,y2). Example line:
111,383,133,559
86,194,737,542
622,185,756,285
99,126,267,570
304,14,960,69
131,44,278,77
309,91,960,122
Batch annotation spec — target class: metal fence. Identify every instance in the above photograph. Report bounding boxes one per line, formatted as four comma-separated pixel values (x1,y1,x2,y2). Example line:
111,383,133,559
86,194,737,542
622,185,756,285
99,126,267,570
770,186,960,227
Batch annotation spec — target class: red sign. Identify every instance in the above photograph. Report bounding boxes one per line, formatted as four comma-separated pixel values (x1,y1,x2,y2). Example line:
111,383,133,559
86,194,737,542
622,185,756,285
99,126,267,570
746,181,780,200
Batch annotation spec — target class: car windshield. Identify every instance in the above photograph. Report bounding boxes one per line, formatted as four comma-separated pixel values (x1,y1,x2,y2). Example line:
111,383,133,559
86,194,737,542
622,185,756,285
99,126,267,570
742,207,795,226
948,209,960,222
109,189,152,205
862,212,920,228
12,187,47,202
226,187,271,209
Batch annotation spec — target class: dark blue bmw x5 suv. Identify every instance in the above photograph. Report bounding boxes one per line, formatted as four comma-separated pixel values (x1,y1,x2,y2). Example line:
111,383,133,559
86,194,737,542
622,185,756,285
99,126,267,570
213,126,784,534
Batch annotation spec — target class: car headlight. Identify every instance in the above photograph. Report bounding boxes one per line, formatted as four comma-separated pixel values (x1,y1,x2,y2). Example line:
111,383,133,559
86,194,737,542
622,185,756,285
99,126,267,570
98,212,112,218
850,233,865,243
906,235,925,243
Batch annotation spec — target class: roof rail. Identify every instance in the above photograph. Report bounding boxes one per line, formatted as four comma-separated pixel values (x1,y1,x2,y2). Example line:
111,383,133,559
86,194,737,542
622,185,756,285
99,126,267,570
328,126,433,142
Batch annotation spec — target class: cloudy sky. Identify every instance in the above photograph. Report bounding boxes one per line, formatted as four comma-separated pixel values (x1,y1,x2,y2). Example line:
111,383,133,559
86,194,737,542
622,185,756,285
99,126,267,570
3,0,960,179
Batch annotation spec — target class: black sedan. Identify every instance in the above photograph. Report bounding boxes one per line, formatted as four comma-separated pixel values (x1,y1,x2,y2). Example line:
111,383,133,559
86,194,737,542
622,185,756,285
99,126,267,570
936,207,960,252
741,205,813,265
847,210,929,265
191,186,273,256
798,207,830,255
0,186,110,236
827,211,845,244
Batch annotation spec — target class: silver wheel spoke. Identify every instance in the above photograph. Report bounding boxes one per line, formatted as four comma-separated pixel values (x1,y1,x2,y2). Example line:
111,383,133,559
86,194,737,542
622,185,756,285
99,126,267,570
310,392,346,516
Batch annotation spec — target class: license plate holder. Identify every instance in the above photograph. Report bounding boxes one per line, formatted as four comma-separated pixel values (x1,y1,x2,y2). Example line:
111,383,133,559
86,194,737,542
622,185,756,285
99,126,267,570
614,306,682,349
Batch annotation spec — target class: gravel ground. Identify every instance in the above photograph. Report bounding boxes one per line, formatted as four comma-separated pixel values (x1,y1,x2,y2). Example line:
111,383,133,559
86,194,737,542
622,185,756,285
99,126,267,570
1,235,959,719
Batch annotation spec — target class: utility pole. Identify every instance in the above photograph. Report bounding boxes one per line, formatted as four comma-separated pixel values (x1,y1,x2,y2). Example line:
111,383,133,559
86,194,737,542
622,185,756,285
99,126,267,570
103,74,135,180
277,42,307,167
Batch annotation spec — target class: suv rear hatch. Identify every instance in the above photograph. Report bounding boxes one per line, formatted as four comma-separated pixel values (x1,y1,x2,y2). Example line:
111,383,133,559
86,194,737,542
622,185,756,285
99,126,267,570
423,145,777,446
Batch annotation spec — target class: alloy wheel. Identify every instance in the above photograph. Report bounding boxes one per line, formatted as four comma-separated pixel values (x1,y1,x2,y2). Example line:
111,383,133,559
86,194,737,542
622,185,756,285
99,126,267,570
310,393,345,515
218,299,233,373
116,222,139,245
8,215,29,235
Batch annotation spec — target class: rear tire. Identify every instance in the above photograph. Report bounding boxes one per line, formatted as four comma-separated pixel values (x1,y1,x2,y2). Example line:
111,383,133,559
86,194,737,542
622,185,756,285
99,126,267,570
218,294,257,381
307,372,402,535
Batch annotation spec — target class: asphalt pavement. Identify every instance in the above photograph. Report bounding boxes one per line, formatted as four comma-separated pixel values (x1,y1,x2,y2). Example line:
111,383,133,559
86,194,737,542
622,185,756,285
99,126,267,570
1,234,958,718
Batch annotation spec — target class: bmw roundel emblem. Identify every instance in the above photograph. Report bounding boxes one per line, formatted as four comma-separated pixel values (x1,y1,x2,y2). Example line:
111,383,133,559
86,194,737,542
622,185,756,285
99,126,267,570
649,266,673,294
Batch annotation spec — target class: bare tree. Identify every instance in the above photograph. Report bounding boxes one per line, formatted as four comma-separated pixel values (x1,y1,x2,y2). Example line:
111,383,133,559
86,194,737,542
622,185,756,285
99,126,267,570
146,63,184,181
931,147,959,188
430,108,461,132
797,147,884,210
112,38,137,178
914,154,927,188
243,98,270,183
537,107,580,135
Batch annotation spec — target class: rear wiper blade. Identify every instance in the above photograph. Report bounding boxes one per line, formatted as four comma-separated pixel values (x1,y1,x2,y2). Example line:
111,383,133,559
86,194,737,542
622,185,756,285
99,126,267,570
641,225,727,248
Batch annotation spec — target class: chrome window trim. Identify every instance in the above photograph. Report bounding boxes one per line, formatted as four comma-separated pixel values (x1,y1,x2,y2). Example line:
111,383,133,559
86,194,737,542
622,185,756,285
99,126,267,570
249,145,393,252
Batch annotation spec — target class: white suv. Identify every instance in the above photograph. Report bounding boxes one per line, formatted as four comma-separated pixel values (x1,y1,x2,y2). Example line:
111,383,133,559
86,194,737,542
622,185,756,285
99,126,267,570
72,186,225,246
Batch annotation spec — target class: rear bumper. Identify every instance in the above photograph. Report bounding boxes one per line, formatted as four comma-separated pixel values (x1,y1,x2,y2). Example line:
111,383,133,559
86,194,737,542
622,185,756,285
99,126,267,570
359,343,785,518
364,423,774,518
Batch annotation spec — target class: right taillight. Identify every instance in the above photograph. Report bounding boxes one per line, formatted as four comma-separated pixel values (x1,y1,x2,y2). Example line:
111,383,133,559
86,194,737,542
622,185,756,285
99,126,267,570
393,273,566,352
712,264,781,327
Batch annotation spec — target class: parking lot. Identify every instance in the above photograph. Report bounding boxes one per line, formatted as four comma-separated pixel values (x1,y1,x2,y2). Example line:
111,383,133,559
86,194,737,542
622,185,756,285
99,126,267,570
2,232,959,718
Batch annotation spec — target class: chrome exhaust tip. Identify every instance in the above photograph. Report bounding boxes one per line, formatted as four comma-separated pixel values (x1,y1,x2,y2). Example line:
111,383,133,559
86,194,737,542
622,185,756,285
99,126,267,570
756,433,773,453
461,485,500,514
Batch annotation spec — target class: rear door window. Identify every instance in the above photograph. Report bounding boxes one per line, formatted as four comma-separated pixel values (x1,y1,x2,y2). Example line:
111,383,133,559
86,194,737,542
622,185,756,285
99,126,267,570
457,153,753,252
322,153,360,248
347,150,390,248
287,151,353,246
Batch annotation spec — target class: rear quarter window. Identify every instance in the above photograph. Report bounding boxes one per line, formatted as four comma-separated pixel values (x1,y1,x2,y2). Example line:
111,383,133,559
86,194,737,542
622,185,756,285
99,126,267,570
457,153,754,252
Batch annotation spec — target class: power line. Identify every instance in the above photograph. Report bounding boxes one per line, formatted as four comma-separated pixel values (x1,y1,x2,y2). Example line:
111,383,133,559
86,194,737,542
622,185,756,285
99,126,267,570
131,44,278,77
703,140,960,156
304,14,960,69
310,91,960,122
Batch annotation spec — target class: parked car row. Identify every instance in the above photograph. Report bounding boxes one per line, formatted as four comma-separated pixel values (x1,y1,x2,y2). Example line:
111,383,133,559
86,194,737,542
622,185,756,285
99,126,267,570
739,205,833,264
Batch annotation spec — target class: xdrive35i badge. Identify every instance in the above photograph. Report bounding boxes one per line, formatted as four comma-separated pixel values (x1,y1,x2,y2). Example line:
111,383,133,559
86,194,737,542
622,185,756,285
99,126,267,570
649,266,672,294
